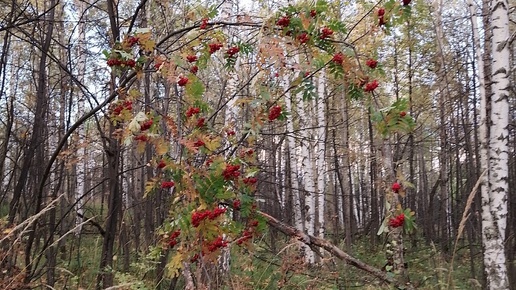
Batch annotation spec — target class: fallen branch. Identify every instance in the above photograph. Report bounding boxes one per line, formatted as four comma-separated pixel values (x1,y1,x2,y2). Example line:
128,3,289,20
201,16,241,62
259,211,414,289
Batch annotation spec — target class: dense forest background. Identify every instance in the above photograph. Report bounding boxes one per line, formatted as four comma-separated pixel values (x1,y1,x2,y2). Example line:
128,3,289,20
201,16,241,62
0,0,515,289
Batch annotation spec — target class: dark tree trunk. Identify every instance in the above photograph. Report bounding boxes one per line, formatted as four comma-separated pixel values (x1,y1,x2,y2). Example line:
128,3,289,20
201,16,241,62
96,0,121,287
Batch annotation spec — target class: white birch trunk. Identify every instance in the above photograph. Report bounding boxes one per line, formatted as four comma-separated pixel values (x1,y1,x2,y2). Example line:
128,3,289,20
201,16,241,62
336,168,344,228
315,72,326,239
469,0,493,286
284,75,313,263
221,0,240,152
339,89,352,246
481,0,510,287
277,138,286,210
220,0,236,274
284,77,303,231
295,84,316,264
74,0,87,235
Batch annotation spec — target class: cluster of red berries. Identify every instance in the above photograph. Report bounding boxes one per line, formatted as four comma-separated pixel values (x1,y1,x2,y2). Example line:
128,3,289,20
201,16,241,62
111,100,133,116
106,58,136,68
236,219,260,245
389,213,405,228
161,181,175,189
134,134,149,142
205,236,228,252
126,59,136,67
140,119,153,131
233,199,241,209
157,159,166,169
403,0,411,6
186,107,201,117
320,27,333,39
332,52,344,65
243,177,257,185
366,58,378,69
268,105,282,121
226,46,239,57
196,117,205,128
223,164,241,180
392,182,401,193
226,130,236,136
399,111,407,117
191,207,227,227
106,58,122,67
377,8,386,26
124,36,139,47
186,55,197,62
168,229,181,248
208,42,223,54
185,55,199,74
190,65,198,74
364,80,379,92
276,15,290,27
310,10,317,17
193,139,205,148
200,17,209,29
297,32,310,44
190,235,228,263
178,76,188,86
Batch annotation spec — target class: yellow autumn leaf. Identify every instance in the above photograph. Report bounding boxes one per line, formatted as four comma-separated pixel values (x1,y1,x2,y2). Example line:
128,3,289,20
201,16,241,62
144,178,158,198
128,88,141,98
167,252,184,277
154,138,169,155
204,137,221,152
300,14,310,29
136,140,146,153
136,32,155,52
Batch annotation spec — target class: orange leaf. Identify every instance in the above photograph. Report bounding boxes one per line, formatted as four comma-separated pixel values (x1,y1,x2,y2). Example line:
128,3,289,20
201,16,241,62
179,138,199,153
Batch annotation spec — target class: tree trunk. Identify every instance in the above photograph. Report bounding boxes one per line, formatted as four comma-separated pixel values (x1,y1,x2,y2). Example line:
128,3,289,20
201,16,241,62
96,0,121,287
315,71,327,240
296,85,316,264
283,75,306,256
481,0,511,288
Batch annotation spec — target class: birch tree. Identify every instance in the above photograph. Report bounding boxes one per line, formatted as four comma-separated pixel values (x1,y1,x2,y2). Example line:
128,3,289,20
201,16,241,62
74,0,87,235
295,80,317,264
480,0,511,287
315,71,327,239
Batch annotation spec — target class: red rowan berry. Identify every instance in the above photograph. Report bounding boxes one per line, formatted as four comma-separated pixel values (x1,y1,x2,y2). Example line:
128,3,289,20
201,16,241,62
178,76,188,86
366,59,378,69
